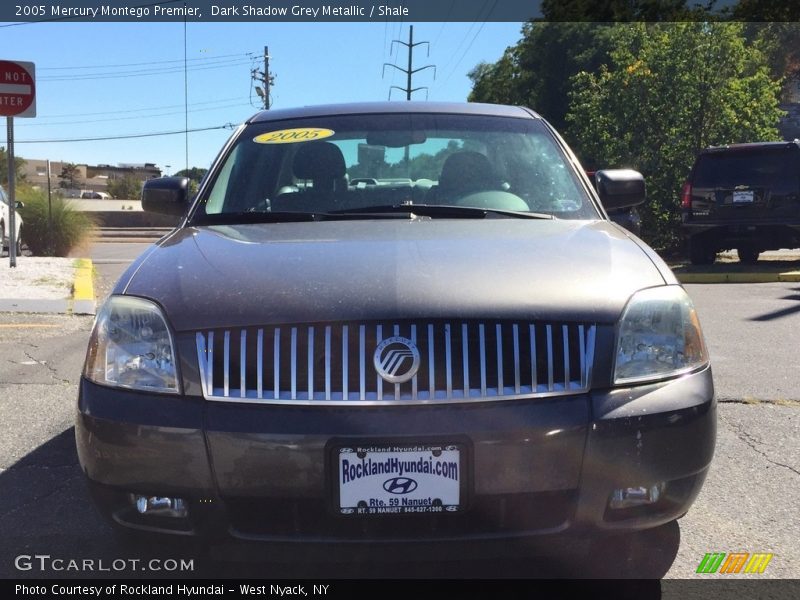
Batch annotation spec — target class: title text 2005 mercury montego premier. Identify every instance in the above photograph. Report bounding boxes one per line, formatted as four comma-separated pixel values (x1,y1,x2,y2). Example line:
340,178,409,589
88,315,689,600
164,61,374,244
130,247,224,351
76,102,715,567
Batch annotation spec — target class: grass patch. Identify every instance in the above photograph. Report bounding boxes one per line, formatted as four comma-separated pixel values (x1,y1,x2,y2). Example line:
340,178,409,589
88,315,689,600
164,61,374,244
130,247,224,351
16,186,96,257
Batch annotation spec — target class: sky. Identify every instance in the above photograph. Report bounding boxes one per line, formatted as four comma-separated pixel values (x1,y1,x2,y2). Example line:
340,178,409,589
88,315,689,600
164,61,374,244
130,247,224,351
0,19,524,173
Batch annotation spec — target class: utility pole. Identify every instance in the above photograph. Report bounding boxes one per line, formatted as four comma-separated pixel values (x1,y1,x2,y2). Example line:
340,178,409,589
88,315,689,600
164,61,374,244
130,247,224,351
383,25,436,101
253,46,275,110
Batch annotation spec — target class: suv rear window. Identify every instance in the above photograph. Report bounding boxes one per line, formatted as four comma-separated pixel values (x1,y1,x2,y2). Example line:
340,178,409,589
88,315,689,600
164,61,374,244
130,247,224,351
693,148,800,190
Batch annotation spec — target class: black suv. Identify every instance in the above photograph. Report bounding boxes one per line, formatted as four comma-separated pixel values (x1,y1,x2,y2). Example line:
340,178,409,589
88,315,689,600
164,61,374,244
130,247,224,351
681,141,800,264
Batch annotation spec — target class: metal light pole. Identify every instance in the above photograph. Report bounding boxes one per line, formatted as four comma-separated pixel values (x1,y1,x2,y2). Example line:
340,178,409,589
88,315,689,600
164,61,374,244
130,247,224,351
6,116,17,267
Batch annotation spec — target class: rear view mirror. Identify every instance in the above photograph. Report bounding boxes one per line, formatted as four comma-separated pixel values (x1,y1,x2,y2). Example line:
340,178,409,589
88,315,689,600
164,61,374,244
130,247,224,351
366,131,427,148
594,169,646,210
142,177,190,216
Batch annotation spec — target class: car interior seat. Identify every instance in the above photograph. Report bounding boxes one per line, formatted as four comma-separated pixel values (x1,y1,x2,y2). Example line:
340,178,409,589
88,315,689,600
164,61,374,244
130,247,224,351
272,141,348,212
427,151,501,204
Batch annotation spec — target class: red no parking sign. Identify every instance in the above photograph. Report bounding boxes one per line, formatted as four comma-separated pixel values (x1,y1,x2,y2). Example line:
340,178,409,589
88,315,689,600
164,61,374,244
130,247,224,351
0,60,36,117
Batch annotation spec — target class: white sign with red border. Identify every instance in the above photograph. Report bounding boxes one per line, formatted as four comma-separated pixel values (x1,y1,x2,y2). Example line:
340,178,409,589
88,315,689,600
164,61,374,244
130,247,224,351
0,60,36,118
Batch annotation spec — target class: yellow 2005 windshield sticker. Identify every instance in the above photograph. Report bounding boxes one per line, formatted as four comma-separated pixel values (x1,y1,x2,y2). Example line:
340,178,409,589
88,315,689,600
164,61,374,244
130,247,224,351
253,128,335,144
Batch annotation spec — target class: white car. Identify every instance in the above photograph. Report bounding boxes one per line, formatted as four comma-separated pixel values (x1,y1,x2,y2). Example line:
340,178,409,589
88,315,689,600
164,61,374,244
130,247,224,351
0,184,24,257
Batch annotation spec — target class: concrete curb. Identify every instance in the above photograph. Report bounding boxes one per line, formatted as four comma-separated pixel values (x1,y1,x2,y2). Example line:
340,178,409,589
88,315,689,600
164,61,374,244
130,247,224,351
0,259,96,315
676,271,800,284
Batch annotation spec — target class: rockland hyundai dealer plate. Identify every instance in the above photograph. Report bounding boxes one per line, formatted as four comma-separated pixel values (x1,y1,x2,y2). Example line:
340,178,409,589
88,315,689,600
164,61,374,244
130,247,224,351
337,444,462,515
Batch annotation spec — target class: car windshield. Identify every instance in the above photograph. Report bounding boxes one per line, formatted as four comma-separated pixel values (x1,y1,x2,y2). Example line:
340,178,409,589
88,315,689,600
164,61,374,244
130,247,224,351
192,113,599,222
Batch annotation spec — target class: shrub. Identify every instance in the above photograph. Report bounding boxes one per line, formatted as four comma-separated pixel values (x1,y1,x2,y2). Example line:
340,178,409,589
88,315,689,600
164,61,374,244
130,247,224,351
16,186,96,256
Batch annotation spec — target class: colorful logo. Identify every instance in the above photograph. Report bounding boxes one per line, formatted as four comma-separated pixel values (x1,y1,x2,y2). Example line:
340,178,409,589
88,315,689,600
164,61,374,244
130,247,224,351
696,552,773,574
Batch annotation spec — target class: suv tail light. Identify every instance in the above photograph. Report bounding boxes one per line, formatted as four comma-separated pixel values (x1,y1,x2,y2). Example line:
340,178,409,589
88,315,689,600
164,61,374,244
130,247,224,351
681,181,692,209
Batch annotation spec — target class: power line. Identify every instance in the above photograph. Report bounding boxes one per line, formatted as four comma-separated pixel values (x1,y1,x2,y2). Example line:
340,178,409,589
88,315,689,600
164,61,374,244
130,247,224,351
14,101,254,127
437,8,485,79
2,124,236,144
39,58,253,82
27,96,249,119
439,0,499,88
383,25,436,101
38,52,252,71
432,0,456,49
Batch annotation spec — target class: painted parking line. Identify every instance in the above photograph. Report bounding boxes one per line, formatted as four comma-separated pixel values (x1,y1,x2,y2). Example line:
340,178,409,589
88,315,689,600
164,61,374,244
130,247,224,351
0,323,60,329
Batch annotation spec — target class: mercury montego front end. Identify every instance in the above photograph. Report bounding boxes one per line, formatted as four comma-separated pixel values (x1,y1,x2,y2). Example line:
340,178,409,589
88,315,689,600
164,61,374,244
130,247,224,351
76,102,714,557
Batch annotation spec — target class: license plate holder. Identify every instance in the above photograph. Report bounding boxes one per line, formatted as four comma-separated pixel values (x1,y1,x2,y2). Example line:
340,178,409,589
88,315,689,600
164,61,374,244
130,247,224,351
732,190,754,204
331,441,467,516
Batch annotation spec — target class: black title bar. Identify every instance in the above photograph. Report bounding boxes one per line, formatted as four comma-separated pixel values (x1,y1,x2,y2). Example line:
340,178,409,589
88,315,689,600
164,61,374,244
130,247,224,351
3,1,544,23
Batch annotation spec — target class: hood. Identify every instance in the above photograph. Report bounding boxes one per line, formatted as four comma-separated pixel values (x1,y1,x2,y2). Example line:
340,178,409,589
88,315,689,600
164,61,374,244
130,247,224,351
122,219,668,331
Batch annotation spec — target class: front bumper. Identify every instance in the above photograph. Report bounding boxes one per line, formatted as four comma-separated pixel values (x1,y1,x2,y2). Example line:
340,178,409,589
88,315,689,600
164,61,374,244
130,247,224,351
76,366,715,546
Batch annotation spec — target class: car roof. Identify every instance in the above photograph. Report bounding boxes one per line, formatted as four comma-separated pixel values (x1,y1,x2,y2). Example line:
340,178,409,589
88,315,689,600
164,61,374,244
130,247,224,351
248,101,539,123
701,140,800,154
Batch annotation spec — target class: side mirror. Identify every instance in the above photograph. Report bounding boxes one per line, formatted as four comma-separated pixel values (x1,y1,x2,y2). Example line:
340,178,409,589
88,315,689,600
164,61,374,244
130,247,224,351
142,177,190,216
594,169,646,210
15,201,24,209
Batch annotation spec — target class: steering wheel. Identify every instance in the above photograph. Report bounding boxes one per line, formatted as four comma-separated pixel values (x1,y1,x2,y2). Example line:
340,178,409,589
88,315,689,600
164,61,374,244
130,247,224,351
452,190,530,212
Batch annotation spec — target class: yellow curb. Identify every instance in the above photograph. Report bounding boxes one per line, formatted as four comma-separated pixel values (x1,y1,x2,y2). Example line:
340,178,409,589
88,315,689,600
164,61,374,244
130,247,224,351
677,271,800,284
778,271,800,282
72,258,94,301
726,273,784,283
676,273,730,283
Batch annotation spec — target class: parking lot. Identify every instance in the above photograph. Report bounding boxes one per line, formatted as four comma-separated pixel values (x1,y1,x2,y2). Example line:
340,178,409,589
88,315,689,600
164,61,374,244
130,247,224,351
0,243,798,580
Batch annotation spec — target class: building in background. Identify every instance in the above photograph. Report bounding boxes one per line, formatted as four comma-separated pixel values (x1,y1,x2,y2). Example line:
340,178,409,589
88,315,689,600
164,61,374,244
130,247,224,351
20,160,161,199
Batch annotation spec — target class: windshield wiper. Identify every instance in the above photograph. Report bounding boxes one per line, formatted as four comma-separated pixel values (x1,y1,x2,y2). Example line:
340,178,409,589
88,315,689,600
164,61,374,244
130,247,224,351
194,204,555,225
194,211,319,225
326,204,554,220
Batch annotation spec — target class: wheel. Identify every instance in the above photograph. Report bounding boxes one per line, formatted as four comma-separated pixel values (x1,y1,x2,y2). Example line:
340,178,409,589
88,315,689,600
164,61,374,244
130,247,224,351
14,228,22,256
689,239,716,265
737,246,760,264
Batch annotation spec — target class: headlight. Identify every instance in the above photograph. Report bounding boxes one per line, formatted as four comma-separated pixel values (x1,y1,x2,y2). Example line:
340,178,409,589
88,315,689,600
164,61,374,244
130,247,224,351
84,296,180,393
614,286,708,385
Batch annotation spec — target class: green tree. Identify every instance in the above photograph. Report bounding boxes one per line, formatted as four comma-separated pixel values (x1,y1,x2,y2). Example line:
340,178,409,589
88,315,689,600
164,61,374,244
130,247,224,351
469,23,617,132
107,175,143,199
174,166,208,196
174,167,208,182
467,0,726,131
566,22,783,250
0,147,27,187
732,0,800,22
745,23,800,100
59,163,81,189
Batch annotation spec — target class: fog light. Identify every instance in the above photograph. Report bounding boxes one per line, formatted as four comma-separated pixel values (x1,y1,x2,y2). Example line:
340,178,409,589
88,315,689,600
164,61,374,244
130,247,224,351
609,483,664,509
132,495,188,518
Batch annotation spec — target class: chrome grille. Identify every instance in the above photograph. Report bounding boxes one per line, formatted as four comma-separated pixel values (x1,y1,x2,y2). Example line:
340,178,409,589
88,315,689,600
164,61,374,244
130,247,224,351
196,320,595,405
